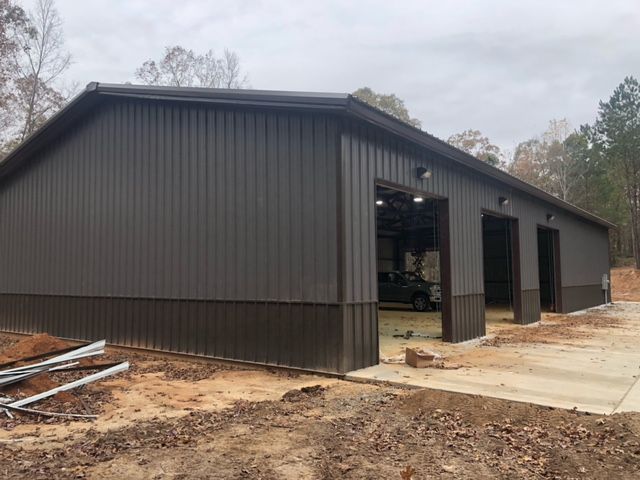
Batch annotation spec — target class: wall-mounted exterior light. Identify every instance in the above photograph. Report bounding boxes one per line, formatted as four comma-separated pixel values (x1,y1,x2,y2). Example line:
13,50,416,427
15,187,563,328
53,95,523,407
547,213,556,221
498,196,509,206
416,167,432,179
413,196,424,203
375,199,384,206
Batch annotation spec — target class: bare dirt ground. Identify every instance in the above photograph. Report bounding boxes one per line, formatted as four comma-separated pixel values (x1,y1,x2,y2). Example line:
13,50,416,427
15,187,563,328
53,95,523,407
1,270,640,478
612,266,640,301
0,352,640,479
0,333,639,478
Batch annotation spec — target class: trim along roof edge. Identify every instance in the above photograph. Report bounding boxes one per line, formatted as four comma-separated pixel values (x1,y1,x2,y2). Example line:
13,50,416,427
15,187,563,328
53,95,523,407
0,82,615,229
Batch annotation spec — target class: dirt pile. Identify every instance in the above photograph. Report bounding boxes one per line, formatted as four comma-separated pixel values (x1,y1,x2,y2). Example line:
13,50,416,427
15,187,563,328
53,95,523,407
281,384,325,402
2,385,636,479
0,333,70,364
612,266,640,301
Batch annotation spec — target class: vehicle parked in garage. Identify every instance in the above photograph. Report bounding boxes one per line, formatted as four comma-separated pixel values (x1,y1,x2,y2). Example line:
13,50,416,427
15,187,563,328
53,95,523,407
378,271,441,311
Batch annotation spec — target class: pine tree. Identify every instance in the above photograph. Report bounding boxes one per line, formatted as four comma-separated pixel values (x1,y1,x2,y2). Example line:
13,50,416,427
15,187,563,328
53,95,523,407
594,77,640,268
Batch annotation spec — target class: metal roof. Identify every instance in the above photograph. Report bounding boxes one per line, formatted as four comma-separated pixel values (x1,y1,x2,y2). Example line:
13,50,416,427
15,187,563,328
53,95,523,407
0,82,615,229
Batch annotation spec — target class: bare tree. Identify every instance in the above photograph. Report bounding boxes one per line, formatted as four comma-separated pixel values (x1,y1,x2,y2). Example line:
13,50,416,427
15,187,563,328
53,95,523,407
11,0,71,141
220,49,246,88
0,0,30,148
135,46,248,89
542,119,573,201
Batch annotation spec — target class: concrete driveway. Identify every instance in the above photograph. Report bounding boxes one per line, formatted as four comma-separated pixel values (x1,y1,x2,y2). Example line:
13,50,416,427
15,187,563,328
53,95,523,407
347,302,640,414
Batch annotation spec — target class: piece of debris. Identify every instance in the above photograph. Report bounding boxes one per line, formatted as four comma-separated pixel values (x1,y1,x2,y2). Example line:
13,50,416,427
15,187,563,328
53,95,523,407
7,361,129,409
0,402,98,420
405,347,442,368
0,340,105,387
400,465,416,479
0,335,129,421
381,354,406,364
281,384,326,402
393,330,442,340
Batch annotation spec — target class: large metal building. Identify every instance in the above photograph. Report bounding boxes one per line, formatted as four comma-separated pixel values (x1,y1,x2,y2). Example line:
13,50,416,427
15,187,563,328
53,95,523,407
0,83,613,373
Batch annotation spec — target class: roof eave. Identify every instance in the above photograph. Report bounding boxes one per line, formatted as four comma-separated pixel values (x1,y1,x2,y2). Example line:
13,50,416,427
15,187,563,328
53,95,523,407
345,95,615,230
0,83,615,230
0,83,98,177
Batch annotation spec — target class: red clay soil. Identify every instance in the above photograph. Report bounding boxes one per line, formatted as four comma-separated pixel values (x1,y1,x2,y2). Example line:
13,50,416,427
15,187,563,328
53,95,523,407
0,334,77,403
612,266,640,301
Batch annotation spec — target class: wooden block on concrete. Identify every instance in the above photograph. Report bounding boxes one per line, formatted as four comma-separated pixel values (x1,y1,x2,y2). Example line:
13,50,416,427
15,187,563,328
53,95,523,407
405,347,437,368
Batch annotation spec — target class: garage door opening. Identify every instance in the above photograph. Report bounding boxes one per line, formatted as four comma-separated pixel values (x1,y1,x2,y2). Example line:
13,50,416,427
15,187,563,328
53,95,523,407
537,227,561,312
482,213,517,326
375,185,443,359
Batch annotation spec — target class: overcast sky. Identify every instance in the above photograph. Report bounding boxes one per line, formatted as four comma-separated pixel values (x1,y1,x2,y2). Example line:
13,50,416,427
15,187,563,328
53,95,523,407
53,0,639,154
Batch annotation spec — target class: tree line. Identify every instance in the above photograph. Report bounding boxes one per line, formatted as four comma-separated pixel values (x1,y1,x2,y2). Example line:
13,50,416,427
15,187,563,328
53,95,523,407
1,0,638,267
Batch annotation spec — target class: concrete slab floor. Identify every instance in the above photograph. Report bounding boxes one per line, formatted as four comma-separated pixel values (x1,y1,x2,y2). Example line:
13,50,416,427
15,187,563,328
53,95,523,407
348,302,640,414
379,304,515,359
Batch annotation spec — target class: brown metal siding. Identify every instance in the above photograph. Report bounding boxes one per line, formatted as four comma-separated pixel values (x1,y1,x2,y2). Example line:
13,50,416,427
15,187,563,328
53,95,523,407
339,119,610,343
0,97,344,372
0,95,612,373
561,285,607,313
0,99,339,301
341,302,378,372
521,290,542,325
0,294,343,371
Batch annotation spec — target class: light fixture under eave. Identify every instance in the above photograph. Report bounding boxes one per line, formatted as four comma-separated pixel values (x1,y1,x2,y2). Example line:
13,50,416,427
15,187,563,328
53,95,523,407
413,196,424,203
547,213,556,221
375,199,384,206
498,196,509,206
416,167,432,179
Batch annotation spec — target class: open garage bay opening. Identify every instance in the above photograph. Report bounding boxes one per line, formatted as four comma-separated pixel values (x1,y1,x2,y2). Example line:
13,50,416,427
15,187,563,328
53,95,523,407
537,226,561,312
375,185,443,359
482,213,518,326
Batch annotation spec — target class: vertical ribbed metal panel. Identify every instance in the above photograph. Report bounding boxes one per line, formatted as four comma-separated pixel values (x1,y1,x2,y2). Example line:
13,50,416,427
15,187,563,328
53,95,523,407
561,285,607,312
0,99,340,301
521,289,541,325
0,96,612,372
339,118,611,344
0,97,343,372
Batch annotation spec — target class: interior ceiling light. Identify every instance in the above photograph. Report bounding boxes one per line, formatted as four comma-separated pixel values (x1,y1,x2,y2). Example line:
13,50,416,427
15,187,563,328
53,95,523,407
416,167,432,179
498,196,509,206
413,196,424,203
547,213,556,221
375,199,384,206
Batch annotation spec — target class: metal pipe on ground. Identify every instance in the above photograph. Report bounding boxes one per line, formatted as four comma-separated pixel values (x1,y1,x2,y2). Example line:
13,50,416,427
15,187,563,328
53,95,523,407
8,362,129,409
